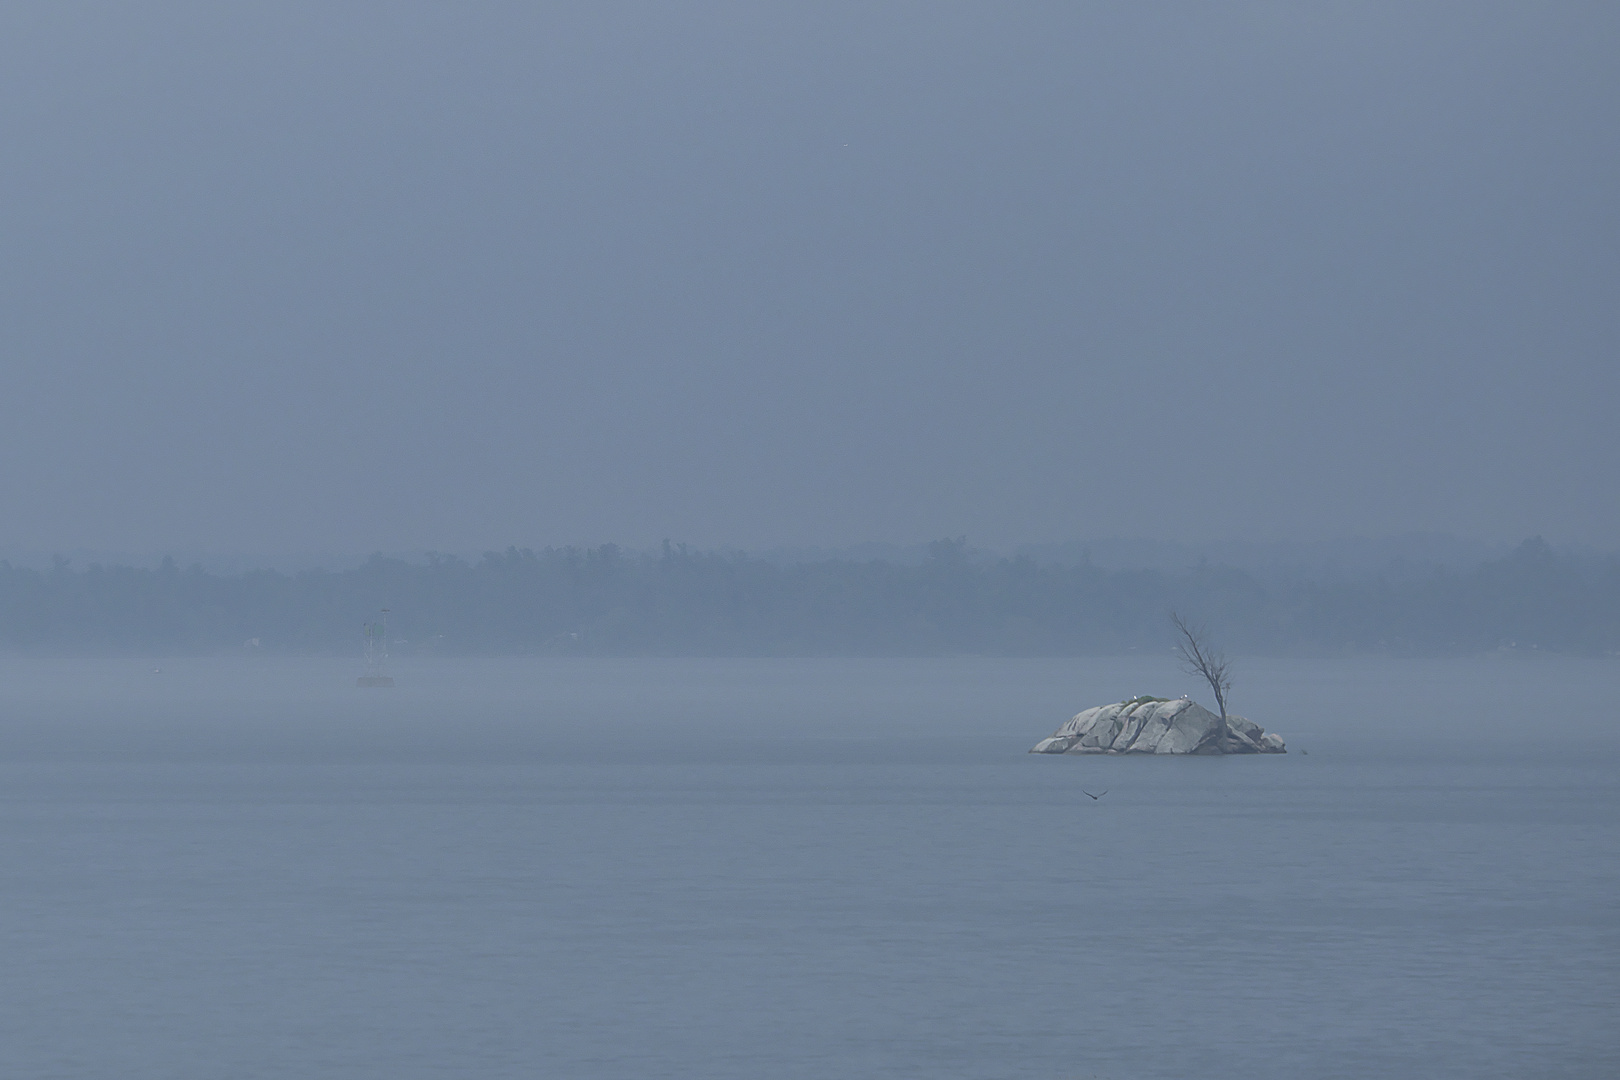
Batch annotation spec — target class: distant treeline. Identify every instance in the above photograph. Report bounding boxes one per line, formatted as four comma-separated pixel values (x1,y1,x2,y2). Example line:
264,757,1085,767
0,537,1615,657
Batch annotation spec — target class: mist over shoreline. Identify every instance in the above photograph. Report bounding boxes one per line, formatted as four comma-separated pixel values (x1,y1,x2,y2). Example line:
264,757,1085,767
0,531,1529,580
2,535,1612,659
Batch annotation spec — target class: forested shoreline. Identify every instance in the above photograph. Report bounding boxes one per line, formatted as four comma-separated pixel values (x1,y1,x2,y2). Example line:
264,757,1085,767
0,537,1614,657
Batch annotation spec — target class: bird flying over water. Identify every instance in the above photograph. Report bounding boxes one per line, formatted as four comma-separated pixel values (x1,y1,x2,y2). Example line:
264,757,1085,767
1082,789,1108,800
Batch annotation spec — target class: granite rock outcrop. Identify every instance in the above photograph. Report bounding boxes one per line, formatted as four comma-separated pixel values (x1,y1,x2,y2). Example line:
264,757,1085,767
1030,697,1285,755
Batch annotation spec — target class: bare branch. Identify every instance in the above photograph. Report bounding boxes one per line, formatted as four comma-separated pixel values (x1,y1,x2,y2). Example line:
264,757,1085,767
1171,611,1232,747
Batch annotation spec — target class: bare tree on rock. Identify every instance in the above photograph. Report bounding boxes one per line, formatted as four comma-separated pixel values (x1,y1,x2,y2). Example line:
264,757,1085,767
1171,611,1231,753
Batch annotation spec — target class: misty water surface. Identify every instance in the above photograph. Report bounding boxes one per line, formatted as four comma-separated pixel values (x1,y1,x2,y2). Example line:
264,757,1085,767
0,655,1615,1079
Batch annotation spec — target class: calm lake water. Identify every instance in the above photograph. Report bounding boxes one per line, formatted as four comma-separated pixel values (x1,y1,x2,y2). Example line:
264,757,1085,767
0,655,1616,1079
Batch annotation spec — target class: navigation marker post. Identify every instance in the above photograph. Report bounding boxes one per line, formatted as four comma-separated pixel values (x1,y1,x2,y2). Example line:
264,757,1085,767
358,608,395,687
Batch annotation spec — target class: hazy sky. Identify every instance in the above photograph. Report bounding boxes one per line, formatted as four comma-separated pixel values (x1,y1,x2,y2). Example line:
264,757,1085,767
1,2,1615,558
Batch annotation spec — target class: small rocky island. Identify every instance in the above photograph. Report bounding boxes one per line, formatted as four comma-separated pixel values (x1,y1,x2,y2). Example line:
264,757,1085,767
1031,697,1286,755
